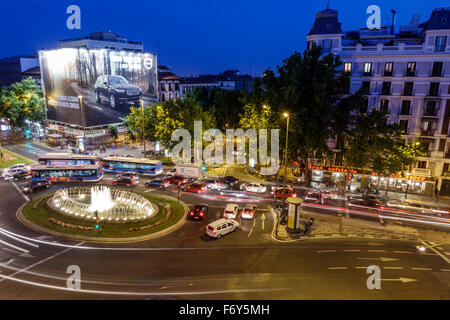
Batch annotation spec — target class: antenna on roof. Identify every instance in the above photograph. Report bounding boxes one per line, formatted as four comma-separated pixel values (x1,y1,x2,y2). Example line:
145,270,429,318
326,0,330,9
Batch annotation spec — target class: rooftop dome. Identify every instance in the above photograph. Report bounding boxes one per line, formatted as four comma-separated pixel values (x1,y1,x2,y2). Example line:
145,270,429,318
308,8,343,36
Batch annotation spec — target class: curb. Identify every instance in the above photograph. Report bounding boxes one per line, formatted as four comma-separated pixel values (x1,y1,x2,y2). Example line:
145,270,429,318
16,195,189,243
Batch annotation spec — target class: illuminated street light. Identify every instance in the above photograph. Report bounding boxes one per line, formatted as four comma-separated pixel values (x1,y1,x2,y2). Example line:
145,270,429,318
282,112,290,218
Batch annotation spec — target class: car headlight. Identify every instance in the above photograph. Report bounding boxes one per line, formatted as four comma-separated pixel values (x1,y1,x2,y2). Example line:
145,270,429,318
115,89,126,93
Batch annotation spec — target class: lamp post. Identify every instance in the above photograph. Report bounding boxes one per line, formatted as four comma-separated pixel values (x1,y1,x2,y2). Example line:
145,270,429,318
282,112,290,217
140,99,146,158
78,96,86,154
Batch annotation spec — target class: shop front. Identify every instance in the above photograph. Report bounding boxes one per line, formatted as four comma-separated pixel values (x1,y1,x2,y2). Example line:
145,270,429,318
308,164,434,196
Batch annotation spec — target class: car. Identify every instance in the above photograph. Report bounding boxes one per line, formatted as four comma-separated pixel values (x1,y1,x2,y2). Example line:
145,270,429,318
271,184,292,191
94,75,142,108
241,205,257,219
304,192,321,202
222,203,239,219
222,176,239,185
166,168,177,177
188,204,208,220
22,179,51,193
203,179,226,190
348,198,383,211
206,218,240,238
272,186,296,199
145,179,168,188
168,175,188,185
4,167,30,181
115,172,139,183
112,177,135,186
240,183,266,193
183,183,207,193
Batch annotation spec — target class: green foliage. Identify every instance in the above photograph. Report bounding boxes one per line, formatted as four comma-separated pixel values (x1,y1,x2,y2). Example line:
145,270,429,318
107,125,119,141
0,77,46,127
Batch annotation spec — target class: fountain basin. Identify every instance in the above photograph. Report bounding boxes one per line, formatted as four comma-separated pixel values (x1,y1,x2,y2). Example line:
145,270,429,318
49,187,158,223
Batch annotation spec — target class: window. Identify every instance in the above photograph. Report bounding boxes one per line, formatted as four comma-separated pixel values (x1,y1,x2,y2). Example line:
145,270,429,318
384,62,394,76
435,36,447,52
382,82,391,95
361,81,370,95
399,120,409,134
160,83,165,91
168,83,172,91
322,39,332,52
429,82,440,96
380,99,389,113
444,163,450,173
364,62,372,76
406,62,416,76
161,93,165,101
344,62,352,73
401,100,411,115
424,101,438,116
432,62,443,77
175,83,179,90
418,161,427,169
403,82,414,96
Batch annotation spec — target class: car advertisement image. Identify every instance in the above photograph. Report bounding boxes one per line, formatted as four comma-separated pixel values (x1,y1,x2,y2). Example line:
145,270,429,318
39,48,157,127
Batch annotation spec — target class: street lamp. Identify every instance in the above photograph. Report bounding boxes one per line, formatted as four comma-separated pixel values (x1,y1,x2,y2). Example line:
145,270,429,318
140,99,146,158
282,112,290,218
77,95,86,154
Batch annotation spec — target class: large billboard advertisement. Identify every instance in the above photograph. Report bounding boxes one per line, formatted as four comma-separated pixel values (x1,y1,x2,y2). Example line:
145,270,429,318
39,48,157,127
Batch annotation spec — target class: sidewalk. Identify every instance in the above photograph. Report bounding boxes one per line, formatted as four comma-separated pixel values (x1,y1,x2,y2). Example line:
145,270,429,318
273,208,450,243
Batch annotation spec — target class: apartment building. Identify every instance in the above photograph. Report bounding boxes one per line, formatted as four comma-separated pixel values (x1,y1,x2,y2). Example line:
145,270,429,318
306,7,450,196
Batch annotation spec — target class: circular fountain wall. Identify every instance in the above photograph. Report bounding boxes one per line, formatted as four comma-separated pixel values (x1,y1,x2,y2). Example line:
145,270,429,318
49,186,158,223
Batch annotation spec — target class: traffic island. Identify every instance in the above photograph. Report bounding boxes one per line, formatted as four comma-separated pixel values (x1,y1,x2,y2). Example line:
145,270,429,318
18,189,188,243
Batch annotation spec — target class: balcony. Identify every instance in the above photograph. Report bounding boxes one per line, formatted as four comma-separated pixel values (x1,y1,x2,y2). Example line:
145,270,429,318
420,129,435,136
381,89,391,95
423,108,438,117
405,71,416,77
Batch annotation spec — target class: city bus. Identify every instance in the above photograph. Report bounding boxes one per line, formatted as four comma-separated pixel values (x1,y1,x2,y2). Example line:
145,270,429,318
38,153,101,166
31,164,104,183
101,157,163,176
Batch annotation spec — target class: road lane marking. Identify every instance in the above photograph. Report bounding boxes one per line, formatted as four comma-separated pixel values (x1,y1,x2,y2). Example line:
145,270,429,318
318,250,337,253
384,267,404,270
381,277,418,283
411,267,433,271
368,250,386,252
393,251,413,254
355,266,369,269
0,241,85,283
2,247,23,255
441,269,450,272
328,267,347,270
0,239,28,253
11,182,29,201
261,213,265,230
420,240,450,265
357,257,398,262
343,249,360,252
0,229,39,248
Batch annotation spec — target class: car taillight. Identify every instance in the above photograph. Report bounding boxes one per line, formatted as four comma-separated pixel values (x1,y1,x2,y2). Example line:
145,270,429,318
190,212,194,216
293,193,297,197
199,212,204,216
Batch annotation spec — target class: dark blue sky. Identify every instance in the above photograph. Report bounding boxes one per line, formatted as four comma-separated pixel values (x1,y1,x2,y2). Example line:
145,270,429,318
1,0,445,76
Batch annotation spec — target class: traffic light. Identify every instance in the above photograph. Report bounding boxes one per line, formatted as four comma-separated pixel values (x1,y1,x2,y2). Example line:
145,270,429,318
24,129,31,139
95,218,100,230
202,165,206,171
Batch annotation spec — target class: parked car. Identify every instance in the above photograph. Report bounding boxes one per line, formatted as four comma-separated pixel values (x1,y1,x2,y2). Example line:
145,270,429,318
145,179,168,188
166,168,177,177
240,183,266,194
183,183,207,193
206,218,240,238
241,205,257,219
112,177,135,186
188,204,208,220
222,203,239,219
22,179,51,193
94,75,142,108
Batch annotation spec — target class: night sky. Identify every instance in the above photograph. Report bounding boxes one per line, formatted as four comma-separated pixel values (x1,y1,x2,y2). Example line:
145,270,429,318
1,0,445,76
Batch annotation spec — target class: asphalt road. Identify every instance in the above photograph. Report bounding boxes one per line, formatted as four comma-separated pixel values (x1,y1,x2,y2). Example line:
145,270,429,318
0,172,449,299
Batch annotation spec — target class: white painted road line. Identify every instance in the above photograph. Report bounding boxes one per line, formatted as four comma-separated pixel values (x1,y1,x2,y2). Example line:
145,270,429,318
11,181,29,201
368,250,386,253
412,267,433,271
383,267,404,270
318,250,337,253
393,251,413,254
421,240,450,265
0,239,28,253
343,249,360,252
0,241,85,283
328,267,347,270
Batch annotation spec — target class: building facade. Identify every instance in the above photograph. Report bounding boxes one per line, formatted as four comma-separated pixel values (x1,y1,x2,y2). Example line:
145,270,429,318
0,55,39,87
57,31,143,52
158,65,181,102
306,7,450,196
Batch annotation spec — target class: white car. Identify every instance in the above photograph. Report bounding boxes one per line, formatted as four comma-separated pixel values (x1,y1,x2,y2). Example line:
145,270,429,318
166,168,177,177
241,205,257,219
271,184,292,191
241,183,266,193
222,203,239,219
206,218,240,238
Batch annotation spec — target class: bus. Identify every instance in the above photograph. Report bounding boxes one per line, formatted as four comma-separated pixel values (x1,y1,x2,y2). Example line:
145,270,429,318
101,157,163,176
38,153,101,166
31,164,104,183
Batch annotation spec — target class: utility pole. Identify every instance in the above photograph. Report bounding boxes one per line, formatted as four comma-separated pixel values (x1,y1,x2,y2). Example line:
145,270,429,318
78,96,86,154
282,112,290,217
141,99,146,158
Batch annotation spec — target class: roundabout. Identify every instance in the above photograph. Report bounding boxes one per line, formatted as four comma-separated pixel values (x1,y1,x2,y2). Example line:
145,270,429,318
18,186,188,242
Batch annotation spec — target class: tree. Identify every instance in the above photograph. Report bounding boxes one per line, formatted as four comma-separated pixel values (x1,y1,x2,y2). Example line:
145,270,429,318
0,77,46,127
107,125,119,144
258,45,361,183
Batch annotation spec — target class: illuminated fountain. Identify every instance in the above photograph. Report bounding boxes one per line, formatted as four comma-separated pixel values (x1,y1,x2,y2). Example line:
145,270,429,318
49,186,158,223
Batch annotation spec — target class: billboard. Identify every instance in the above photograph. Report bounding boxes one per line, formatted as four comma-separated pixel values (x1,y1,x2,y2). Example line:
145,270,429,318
39,48,157,127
